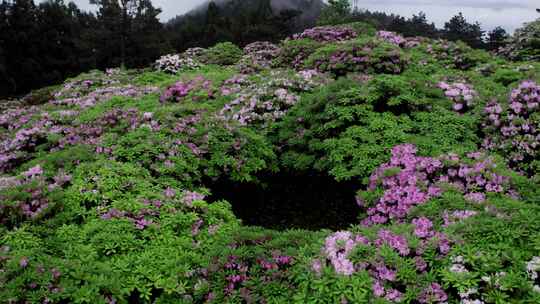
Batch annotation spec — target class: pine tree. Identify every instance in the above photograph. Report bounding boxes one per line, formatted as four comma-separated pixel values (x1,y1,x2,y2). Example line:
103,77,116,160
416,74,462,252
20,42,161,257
444,12,485,49
486,26,509,51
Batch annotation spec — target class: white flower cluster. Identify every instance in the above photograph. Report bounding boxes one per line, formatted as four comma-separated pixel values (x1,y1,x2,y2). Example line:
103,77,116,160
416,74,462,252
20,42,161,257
527,257,540,293
155,54,202,74
448,256,485,304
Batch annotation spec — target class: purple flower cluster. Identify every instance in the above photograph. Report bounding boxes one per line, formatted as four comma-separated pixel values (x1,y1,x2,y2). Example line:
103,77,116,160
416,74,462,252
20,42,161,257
160,76,214,103
214,252,293,296
362,144,513,226
322,231,364,275
377,31,406,46
363,144,443,226
182,191,206,207
0,124,48,172
220,75,249,96
317,226,450,302
0,106,39,131
375,229,410,256
437,81,478,112
291,26,358,43
100,205,160,230
237,41,280,74
52,85,159,108
412,217,434,238
483,80,540,175
308,39,406,76
418,283,448,303
0,166,72,225
442,210,478,227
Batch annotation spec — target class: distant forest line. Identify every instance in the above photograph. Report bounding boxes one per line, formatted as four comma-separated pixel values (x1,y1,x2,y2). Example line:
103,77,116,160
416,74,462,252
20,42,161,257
0,0,516,99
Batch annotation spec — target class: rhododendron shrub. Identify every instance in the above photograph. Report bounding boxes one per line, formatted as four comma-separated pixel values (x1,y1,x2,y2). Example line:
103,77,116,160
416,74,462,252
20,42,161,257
359,144,516,226
0,159,240,303
273,76,479,181
237,41,280,74
154,53,202,74
219,70,330,126
3,23,540,304
197,228,321,302
437,81,478,112
183,47,208,62
377,31,426,49
0,165,70,228
204,42,243,66
160,76,215,103
425,39,490,70
305,38,408,76
435,196,540,303
483,80,540,178
274,38,323,69
377,31,406,46
290,25,358,43
311,224,452,302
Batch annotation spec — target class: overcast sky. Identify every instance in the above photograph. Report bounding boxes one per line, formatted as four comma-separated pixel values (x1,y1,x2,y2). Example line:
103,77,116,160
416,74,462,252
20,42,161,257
53,0,539,33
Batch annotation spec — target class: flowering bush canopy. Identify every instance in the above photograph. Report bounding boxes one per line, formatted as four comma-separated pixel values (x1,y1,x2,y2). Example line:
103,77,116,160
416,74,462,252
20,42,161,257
155,54,202,74
236,41,280,74
305,38,408,76
483,80,540,178
437,81,478,112
2,24,540,304
291,25,358,42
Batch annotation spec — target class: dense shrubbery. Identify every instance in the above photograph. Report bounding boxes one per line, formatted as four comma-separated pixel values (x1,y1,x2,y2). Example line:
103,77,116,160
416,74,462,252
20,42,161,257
483,80,540,180
2,25,540,303
274,38,323,69
305,37,408,76
204,42,243,66
236,42,280,74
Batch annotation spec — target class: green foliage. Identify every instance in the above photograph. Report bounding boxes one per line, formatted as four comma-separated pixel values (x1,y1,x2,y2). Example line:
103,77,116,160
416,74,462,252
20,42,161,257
273,75,479,182
413,194,540,302
3,23,540,304
204,42,243,66
133,71,178,87
274,38,323,69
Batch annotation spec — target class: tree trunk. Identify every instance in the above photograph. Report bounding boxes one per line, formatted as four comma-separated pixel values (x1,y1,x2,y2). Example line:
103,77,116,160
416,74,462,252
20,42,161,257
121,4,127,69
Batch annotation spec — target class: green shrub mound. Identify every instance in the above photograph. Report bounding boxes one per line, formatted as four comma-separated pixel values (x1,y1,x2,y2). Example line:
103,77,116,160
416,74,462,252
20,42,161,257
204,42,243,66
2,25,540,303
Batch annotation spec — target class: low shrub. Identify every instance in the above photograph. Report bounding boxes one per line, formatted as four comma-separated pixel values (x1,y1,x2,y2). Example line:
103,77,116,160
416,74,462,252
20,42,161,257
274,38,323,69
154,54,202,74
305,38,408,76
204,42,243,66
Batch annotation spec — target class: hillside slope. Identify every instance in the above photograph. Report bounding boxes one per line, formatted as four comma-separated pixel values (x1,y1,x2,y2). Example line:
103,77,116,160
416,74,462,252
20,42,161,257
2,23,540,303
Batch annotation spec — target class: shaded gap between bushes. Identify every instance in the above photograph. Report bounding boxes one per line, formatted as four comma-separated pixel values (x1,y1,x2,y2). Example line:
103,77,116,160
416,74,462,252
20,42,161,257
207,171,360,231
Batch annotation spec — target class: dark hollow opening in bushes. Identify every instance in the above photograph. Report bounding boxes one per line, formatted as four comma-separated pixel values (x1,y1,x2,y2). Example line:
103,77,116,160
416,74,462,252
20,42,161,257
207,171,360,230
